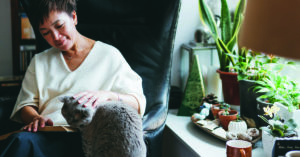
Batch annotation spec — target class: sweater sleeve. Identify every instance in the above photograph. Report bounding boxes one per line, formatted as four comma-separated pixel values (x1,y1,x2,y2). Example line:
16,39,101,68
110,50,146,117
10,56,39,123
112,69,146,117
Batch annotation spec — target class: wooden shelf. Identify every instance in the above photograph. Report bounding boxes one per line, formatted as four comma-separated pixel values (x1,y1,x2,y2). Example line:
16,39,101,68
11,0,36,75
20,39,36,45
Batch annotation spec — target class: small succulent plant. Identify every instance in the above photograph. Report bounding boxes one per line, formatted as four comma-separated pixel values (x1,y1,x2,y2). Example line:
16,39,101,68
202,93,219,104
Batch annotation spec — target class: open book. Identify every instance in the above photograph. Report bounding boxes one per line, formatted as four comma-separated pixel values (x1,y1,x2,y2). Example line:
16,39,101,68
0,126,78,141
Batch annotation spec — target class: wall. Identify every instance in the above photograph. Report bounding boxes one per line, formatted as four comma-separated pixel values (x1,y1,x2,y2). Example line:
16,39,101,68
171,0,202,87
0,0,13,76
171,0,239,92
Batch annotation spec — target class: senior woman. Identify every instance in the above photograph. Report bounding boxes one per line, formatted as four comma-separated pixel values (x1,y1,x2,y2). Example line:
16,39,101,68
0,0,146,156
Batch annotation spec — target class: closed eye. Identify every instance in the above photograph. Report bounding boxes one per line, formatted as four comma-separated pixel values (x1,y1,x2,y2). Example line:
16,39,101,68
42,31,50,36
56,24,63,29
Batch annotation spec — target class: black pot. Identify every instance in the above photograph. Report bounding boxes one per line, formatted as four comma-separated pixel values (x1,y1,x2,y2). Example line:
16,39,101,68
256,97,273,127
239,80,260,127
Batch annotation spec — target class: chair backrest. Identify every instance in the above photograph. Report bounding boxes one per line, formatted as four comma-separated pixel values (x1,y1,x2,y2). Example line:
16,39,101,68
20,0,180,127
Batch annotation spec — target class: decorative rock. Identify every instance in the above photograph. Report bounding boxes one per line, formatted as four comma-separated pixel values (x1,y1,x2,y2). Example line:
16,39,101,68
237,132,252,142
246,128,260,138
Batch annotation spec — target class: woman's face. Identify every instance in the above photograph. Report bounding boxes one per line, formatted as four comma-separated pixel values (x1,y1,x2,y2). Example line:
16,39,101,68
39,11,78,51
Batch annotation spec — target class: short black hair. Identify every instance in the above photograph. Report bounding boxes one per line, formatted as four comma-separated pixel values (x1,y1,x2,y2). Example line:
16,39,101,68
29,0,77,29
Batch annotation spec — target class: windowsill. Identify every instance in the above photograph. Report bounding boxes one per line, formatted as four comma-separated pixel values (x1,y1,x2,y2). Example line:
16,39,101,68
163,109,264,157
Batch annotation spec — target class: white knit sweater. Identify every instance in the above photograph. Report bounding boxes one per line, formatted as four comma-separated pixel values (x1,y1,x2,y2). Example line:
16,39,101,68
11,41,146,126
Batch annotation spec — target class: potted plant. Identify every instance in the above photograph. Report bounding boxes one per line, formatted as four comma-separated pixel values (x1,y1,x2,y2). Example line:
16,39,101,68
211,101,230,119
254,71,300,110
258,105,298,157
233,54,280,127
218,108,238,130
253,69,300,126
198,0,246,106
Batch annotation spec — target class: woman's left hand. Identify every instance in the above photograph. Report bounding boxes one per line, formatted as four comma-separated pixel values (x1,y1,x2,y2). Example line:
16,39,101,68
73,90,116,108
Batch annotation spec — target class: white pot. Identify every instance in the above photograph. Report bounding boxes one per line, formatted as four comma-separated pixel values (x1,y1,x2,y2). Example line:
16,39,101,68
262,130,277,157
274,102,300,131
228,120,247,133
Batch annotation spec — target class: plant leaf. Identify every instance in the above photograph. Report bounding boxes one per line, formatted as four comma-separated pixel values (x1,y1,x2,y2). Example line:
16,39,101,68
286,119,297,131
227,0,245,51
198,0,219,39
232,0,245,36
273,128,284,137
217,38,235,66
220,0,232,44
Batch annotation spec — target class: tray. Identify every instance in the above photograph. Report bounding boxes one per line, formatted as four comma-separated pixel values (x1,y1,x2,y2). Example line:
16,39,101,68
191,116,261,145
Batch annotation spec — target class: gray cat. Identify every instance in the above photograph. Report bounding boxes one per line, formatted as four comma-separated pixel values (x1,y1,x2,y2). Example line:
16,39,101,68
59,96,146,157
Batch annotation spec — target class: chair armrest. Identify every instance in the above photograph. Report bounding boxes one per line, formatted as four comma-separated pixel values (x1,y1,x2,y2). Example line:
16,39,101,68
0,97,22,135
0,97,15,121
142,103,168,132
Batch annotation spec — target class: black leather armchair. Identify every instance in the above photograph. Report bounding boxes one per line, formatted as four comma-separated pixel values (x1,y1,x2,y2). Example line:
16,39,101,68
1,0,180,156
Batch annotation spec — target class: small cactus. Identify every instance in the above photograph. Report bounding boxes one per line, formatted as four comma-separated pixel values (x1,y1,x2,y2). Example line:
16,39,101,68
202,93,219,104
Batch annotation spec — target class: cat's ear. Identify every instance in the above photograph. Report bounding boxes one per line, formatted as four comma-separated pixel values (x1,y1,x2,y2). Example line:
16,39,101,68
58,96,68,103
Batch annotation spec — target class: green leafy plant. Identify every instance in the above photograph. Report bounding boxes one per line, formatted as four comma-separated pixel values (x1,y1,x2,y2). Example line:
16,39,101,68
254,72,300,112
234,114,242,122
259,105,297,137
219,102,230,110
221,108,230,116
232,53,281,81
198,0,245,72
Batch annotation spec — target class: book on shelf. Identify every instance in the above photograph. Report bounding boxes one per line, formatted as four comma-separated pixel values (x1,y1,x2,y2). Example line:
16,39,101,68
21,13,35,39
19,45,36,74
0,75,23,98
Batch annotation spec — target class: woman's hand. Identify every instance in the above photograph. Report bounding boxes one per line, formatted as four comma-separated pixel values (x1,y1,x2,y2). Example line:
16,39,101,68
73,90,117,108
23,116,53,132
73,90,140,114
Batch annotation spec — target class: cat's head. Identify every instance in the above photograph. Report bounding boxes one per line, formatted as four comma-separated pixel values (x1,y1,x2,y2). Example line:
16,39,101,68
59,96,95,129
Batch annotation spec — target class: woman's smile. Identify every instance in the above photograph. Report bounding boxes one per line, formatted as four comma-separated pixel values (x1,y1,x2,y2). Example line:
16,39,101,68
55,38,66,47
39,11,78,51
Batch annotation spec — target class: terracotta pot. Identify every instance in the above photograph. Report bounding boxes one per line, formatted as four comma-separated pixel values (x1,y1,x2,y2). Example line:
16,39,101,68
217,69,240,106
218,110,238,130
211,104,226,119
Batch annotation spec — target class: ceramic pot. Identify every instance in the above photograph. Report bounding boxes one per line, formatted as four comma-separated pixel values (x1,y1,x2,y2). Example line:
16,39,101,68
228,120,248,133
218,110,238,130
257,97,273,127
262,130,277,157
239,79,262,127
274,102,300,131
217,69,240,106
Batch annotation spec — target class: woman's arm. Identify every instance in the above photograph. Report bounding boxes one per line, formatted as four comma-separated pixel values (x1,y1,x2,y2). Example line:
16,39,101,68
73,91,140,114
20,106,39,124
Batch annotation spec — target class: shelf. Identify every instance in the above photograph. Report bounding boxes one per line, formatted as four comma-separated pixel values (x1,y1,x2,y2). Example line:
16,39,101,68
11,0,37,75
20,39,36,45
